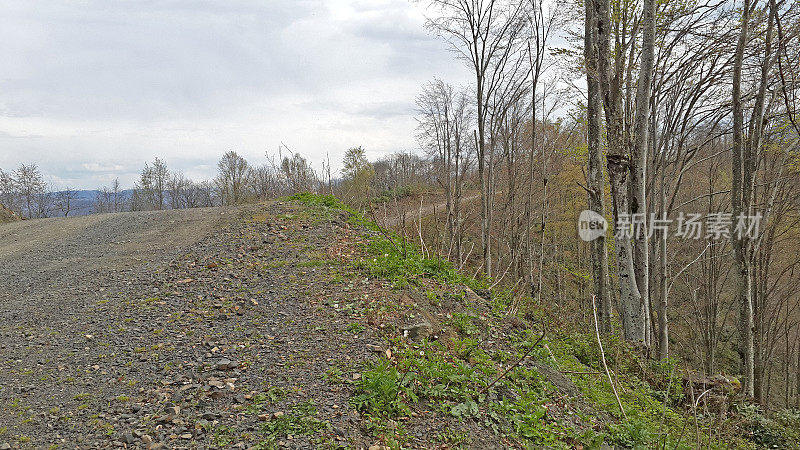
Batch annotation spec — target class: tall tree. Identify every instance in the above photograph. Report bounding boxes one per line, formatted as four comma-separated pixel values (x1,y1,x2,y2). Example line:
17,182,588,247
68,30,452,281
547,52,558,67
426,0,529,277
731,0,777,399
594,0,654,346
584,0,611,333
14,163,47,219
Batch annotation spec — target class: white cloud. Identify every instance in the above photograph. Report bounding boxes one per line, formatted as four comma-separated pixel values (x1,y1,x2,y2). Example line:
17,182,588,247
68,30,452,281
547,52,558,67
0,0,472,188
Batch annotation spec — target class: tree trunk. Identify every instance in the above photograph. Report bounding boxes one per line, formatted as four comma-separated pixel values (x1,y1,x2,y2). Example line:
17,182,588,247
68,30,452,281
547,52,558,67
657,179,668,359
585,0,612,333
731,0,755,398
595,0,647,345
608,155,647,344
631,0,656,349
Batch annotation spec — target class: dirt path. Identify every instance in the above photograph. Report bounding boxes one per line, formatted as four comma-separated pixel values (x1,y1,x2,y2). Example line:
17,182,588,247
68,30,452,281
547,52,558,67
0,203,395,449
0,207,235,323
378,193,481,227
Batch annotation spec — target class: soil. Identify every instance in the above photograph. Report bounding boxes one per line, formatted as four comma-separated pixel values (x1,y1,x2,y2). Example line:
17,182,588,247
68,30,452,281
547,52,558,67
0,202,507,449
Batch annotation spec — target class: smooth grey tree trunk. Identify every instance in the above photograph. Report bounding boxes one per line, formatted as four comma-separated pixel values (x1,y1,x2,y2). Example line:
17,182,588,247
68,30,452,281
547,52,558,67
584,0,612,334
595,0,647,345
631,0,657,349
731,0,754,398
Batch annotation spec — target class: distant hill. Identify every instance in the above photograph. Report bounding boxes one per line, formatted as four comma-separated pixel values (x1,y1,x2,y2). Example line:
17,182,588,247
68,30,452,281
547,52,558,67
0,203,22,223
51,189,133,217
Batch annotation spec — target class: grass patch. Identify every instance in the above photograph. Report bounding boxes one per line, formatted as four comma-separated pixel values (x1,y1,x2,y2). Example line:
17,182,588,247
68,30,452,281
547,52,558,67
255,401,329,448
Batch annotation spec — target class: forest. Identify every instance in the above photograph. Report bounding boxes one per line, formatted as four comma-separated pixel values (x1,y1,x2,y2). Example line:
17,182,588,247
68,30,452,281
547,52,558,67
2,0,799,424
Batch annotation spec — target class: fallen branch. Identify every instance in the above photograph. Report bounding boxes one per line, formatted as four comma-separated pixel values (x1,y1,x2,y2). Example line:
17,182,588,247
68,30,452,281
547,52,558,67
591,295,627,420
480,331,546,396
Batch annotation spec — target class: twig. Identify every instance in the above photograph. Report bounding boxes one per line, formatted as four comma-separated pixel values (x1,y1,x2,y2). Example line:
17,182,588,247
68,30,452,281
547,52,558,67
591,295,627,420
480,332,546,396
368,206,403,255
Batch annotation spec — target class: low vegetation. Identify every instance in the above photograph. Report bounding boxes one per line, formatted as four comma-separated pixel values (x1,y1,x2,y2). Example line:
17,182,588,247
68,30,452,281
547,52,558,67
294,192,800,449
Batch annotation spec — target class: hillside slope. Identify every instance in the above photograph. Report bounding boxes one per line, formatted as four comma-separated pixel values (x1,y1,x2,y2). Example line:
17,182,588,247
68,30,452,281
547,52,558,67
0,197,796,449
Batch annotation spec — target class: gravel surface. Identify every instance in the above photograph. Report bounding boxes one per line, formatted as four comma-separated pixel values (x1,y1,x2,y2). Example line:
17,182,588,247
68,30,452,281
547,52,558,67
0,202,510,449
0,202,430,450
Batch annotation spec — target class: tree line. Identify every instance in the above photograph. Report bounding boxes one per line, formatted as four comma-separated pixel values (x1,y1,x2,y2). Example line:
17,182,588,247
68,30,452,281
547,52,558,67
386,0,800,413
0,163,82,218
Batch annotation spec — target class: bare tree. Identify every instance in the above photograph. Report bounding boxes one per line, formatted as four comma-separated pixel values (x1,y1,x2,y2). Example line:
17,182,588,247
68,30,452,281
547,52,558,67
0,168,18,214
425,0,530,277
730,0,778,398
592,0,655,346
279,152,316,194
216,151,250,205
14,163,47,219
584,0,611,333
132,158,169,211
55,188,79,217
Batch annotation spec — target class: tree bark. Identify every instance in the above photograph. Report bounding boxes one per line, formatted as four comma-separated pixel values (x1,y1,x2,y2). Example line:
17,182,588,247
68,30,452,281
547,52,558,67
595,0,647,345
731,0,754,398
585,0,612,333
631,0,656,349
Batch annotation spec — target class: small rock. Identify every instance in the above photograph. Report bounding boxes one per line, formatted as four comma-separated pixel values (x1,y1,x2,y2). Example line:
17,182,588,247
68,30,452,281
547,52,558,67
141,435,153,444
402,320,433,342
121,432,136,444
215,358,235,370
272,411,284,419
0,444,11,450
365,344,383,353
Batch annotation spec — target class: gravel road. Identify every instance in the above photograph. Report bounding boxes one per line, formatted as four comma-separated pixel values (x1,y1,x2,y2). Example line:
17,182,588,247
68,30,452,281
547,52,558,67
0,208,235,325
0,203,394,449
0,202,504,449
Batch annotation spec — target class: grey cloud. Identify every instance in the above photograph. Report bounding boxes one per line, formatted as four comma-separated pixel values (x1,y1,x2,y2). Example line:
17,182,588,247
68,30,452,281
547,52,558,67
0,0,469,189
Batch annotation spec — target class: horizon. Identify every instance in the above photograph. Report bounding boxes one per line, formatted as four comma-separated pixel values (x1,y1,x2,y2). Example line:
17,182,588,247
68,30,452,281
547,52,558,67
0,0,472,190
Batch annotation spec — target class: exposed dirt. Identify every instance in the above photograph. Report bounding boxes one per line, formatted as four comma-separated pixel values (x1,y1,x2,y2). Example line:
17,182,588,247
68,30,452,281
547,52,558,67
0,204,20,224
0,202,504,449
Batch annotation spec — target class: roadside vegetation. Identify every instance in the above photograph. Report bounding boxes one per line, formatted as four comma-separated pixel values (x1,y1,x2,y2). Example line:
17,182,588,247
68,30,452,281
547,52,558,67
292,192,800,449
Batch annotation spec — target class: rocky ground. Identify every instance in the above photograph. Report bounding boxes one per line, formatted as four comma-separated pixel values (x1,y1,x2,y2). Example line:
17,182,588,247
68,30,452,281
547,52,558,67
1,201,518,449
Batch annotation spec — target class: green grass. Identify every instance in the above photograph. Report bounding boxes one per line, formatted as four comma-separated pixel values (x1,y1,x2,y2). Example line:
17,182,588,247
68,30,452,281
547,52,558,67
247,386,288,415
289,192,486,289
254,401,329,448
289,192,792,449
345,322,366,334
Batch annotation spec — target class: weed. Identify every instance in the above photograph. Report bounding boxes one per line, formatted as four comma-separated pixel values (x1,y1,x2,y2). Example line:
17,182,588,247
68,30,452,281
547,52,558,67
350,360,409,418
449,312,480,336
247,387,288,414
345,322,366,334
256,401,329,447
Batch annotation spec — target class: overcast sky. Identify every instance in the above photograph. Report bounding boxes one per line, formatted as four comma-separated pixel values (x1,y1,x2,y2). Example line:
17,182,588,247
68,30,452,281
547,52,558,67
0,0,471,189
